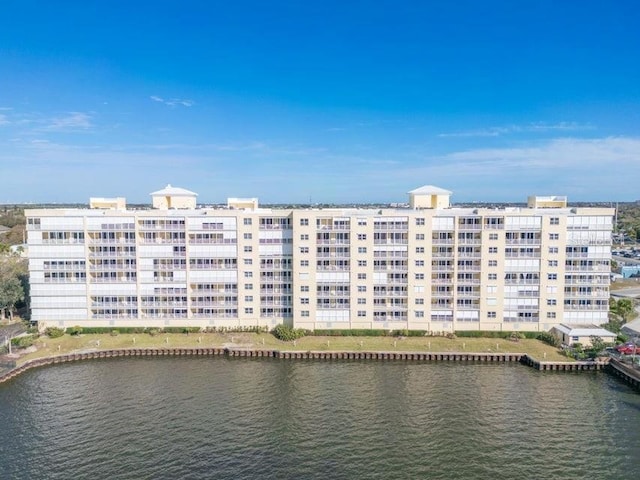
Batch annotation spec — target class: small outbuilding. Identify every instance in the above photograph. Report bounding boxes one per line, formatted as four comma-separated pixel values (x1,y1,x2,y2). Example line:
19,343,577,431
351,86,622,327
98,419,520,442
551,324,617,347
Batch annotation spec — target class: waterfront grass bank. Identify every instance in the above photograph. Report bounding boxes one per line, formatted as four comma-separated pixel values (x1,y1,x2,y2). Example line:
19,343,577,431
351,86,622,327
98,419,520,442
14,332,568,365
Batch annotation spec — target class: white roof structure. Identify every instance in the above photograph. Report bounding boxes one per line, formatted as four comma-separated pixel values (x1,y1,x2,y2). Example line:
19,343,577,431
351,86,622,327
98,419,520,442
407,185,453,195
553,324,616,338
150,184,198,197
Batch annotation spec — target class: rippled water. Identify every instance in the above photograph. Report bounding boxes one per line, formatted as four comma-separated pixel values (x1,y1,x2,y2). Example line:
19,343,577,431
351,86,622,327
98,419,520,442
1,358,639,480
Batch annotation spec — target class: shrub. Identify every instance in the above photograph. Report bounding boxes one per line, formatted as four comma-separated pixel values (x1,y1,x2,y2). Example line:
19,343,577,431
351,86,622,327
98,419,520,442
509,332,526,342
147,328,161,337
110,330,119,336
11,335,34,348
537,332,560,347
67,326,83,336
45,327,64,338
272,324,307,341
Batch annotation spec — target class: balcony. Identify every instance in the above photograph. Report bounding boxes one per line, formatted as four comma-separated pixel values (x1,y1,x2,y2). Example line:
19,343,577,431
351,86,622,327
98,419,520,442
505,239,541,245
431,238,454,245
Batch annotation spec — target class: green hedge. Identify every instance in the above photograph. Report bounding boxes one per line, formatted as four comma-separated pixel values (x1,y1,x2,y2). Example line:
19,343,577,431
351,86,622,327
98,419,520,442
454,331,539,339
11,335,35,348
80,327,148,334
163,327,202,334
310,329,390,337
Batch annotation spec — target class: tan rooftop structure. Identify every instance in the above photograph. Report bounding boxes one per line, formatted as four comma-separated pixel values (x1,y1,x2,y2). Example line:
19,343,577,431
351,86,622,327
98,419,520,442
408,185,452,209
227,197,259,210
150,184,198,209
89,197,126,210
527,195,568,209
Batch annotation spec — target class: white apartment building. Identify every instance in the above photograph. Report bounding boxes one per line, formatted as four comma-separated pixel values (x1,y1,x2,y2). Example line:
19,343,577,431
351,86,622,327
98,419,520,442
25,185,614,333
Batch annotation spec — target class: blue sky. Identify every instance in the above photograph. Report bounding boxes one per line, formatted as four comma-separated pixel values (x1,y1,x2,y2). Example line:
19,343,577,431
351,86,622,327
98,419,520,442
1,0,639,204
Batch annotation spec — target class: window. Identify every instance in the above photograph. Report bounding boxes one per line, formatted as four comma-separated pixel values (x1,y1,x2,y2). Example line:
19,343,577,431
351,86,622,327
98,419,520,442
488,273,497,280
358,219,367,226
415,298,424,305
357,273,367,280
415,260,424,267
244,283,253,290
245,296,253,302
489,233,498,240
357,286,367,292
488,260,498,267
416,234,425,240
358,298,366,305
416,247,425,254
547,312,556,319
415,273,425,280
300,260,309,267
300,285,309,292
358,260,367,267
548,260,558,267
357,234,367,240
548,273,557,280
243,258,252,265
488,312,497,318
301,311,310,317
415,311,424,318
489,247,498,253
300,234,309,240
416,218,425,226
358,311,366,317
487,286,497,294
244,272,253,278
244,233,252,240
549,233,559,240
549,247,559,254
301,298,309,304
245,307,253,314
547,299,557,306
243,246,252,253
244,218,252,225
358,247,367,253
300,218,309,226
550,217,559,225
300,247,309,253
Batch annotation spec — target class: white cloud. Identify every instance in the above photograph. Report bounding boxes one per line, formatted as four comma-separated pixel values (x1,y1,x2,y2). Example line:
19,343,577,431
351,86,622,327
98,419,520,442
150,95,194,107
375,136,640,200
438,122,595,138
0,114,10,125
44,112,93,131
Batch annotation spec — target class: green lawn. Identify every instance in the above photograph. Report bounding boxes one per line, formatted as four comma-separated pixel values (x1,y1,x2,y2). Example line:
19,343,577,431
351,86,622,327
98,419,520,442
15,332,569,364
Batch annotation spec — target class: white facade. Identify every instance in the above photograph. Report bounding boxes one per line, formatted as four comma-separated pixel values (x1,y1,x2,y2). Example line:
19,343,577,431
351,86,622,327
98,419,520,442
26,186,614,332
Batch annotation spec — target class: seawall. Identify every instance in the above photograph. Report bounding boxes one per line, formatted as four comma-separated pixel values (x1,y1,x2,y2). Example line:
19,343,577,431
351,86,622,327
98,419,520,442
0,347,614,386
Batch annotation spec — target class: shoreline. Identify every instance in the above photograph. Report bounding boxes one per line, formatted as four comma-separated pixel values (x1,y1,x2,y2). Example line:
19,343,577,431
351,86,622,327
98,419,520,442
0,346,613,386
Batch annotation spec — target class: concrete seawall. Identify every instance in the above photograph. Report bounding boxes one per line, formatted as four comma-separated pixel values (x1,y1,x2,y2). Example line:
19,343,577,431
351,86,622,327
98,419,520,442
0,348,612,385
607,358,640,390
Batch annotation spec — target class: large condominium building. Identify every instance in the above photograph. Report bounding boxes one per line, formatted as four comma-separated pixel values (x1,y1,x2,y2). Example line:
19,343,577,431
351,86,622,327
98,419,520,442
25,185,614,333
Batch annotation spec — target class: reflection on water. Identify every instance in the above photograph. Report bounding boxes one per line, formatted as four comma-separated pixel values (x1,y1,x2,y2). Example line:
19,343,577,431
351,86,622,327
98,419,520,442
0,358,638,480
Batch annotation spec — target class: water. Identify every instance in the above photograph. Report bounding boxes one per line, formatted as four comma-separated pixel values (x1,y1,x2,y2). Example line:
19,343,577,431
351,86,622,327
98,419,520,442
0,358,638,480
